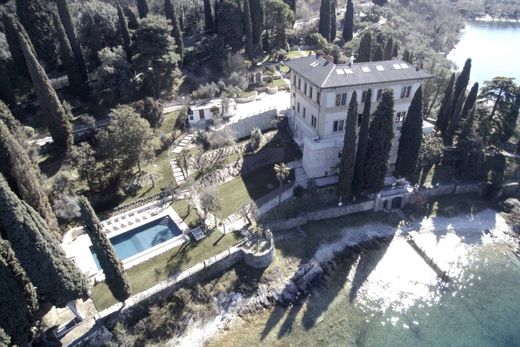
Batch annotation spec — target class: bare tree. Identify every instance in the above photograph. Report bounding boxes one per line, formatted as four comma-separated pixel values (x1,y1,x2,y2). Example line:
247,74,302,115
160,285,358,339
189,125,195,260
274,162,290,204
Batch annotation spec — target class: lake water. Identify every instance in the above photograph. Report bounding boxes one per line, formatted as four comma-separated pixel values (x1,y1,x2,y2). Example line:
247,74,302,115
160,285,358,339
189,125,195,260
208,210,520,347
448,21,520,84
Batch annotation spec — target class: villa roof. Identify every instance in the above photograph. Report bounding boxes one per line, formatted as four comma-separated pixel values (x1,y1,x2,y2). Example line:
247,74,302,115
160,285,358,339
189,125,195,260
285,55,432,89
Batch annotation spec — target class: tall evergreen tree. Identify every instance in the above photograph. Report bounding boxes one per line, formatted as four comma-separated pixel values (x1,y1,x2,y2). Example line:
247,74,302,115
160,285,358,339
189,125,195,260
357,32,371,63
124,6,140,30
244,0,254,59
78,196,131,303
454,82,479,143
353,89,372,198
342,0,354,43
250,0,264,46
338,91,358,200
0,237,39,346
164,0,184,63
384,37,394,60
451,58,471,115
395,86,423,179
117,2,133,62
16,18,73,152
0,174,88,308
372,44,384,61
0,102,60,235
330,0,337,41
402,49,413,63
445,90,466,145
436,72,455,134
3,13,29,79
0,63,16,107
54,14,87,94
456,106,483,178
392,41,399,58
137,0,150,18
56,0,88,83
362,89,394,193
203,0,214,32
319,0,331,42
217,0,245,50
16,0,59,71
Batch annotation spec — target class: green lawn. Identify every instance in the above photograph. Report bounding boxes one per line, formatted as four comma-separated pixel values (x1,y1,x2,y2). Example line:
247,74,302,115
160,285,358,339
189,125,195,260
90,230,243,310
270,78,288,89
172,199,200,227
279,64,290,74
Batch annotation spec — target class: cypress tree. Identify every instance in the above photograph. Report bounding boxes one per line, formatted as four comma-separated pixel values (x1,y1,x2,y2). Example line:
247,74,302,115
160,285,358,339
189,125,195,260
330,0,337,42
445,91,466,145
338,91,358,200
56,0,88,83
436,72,455,135
395,86,423,179
454,82,479,143
250,0,264,46
16,19,73,152
0,63,16,107
0,102,61,235
372,44,384,61
78,196,131,303
203,0,214,32
456,106,483,178
54,13,87,95
165,0,184,63
124,6,140,30
16,0,59,71
402,49,413,63
117,2,133,62
342,0,354,43
214,0,220,34
244,0,254,59
452,58,471,113
137,0,150,18
0,237,39,346
362,89,394,193
357,32,371,63
319,0,331,42
3,13,29,79
392,41,399,58
384,37,394,60
353,89,372,198
0,174,88,308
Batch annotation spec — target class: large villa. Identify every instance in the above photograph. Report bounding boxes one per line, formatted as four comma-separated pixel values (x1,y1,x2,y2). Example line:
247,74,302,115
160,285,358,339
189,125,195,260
286,55,432,178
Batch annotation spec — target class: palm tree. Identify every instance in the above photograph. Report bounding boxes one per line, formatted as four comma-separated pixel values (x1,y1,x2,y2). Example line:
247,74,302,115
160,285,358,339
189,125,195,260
274,162,290,204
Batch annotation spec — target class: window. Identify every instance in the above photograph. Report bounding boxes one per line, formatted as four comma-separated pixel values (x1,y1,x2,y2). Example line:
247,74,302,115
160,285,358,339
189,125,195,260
297,102,300,113
189,115,194,121
309,86,313,99
338,150,342,159
361,91,368,102
333,120,344,132
298,78,301,90
311,115,317,128
293,75,297,86
304,82,307,95
400,86,412,98
336,93,348,106
317,92,321,104
199,109,205,119
377,89,383,101
303,107,306,118
357,113,363,127
293,92,295,97
396,112,406,123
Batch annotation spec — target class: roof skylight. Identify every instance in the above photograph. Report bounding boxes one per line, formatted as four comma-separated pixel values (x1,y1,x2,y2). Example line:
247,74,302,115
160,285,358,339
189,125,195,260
376,65,385,71
361,66,371,72
393,64,402,69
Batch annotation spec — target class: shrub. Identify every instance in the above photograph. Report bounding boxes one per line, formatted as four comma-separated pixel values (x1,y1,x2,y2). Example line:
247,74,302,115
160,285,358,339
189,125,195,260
53,194,81,222
192,82,220,100
247,128,263,152
293,184,304,197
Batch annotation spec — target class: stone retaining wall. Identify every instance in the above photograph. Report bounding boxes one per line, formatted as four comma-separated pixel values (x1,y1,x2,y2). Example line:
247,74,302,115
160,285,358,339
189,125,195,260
218,110,277,140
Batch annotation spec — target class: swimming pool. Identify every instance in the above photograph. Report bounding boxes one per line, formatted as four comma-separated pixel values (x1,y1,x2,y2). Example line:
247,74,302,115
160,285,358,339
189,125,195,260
90,216,181,270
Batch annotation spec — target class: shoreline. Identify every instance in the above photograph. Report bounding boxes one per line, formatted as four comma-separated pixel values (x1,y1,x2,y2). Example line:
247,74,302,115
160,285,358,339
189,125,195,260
473,15,520,24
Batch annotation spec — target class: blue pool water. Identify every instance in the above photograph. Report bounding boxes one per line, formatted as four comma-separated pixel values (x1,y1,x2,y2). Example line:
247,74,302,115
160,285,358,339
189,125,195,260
91,216,181,269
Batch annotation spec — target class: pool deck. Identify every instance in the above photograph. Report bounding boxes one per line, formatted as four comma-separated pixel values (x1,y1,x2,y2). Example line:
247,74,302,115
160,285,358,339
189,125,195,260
62,200,190,281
